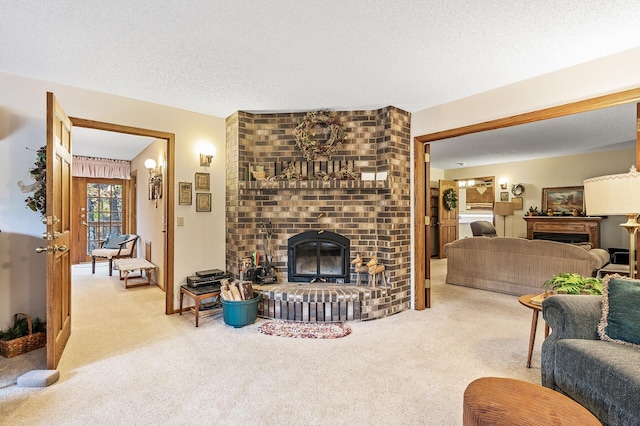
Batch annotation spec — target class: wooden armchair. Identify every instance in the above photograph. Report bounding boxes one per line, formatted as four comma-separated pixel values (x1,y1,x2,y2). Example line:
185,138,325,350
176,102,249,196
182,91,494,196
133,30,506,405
91,234,139,276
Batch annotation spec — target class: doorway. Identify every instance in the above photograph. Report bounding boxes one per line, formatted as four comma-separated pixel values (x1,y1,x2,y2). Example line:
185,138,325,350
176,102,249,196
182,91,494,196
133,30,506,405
457,176,495,239
71,178,128,264
413,89,640,310
69,117,176,315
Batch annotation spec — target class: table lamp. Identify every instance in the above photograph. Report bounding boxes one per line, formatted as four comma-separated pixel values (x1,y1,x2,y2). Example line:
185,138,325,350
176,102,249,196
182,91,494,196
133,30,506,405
494,201,515,237
584,166,640,278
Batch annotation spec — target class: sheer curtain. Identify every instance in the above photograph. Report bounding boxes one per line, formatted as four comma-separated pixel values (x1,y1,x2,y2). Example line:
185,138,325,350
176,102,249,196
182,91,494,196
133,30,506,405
72,156,131,179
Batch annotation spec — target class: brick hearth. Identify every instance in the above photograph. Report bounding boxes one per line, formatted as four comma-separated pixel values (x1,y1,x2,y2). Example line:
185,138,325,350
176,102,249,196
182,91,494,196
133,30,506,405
225,107,411,321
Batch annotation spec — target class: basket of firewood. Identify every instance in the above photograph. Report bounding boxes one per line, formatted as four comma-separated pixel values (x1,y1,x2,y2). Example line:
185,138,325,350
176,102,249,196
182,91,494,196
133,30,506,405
220,280,261,328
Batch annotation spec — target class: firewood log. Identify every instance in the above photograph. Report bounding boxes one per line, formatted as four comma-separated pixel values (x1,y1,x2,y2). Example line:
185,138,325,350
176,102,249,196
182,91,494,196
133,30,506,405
229,283,242,301
220,289,232,300
238,281,253,300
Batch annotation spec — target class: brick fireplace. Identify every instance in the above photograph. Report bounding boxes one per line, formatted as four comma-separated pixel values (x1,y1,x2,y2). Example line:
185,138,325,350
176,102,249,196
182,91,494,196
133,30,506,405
225,106,411,320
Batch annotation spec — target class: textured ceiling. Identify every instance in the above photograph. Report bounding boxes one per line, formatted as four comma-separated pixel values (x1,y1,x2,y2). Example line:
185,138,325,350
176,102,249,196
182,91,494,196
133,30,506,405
1,1,640,166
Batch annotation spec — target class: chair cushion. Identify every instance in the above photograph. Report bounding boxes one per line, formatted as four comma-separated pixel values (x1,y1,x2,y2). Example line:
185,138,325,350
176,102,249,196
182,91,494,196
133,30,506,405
105,234,128,249
598,275,640,348
91,248,132,259
553,339,640,422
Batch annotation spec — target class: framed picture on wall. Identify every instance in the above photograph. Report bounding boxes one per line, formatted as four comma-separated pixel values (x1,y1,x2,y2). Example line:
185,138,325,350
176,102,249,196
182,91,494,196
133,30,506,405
511,196,523,210
542,186,584,214
196,193,211,212
500,191,509,201
195,172,210,191
178,182,192,205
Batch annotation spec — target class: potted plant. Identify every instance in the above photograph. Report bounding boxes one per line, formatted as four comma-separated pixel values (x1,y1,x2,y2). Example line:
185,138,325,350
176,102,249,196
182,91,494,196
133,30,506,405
543,273,603,295
0,313,46,358
527,206,539,217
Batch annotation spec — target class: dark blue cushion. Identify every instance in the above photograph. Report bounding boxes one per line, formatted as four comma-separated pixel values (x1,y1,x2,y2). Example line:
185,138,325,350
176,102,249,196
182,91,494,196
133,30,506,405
105,234,128,249
598,276,640,348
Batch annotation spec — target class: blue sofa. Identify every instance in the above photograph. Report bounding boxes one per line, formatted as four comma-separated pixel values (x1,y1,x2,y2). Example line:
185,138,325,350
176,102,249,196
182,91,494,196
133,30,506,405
541,294,640,425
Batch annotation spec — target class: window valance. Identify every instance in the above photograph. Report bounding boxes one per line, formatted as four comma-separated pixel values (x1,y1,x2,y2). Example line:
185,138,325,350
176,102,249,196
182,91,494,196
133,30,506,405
72,156,131,180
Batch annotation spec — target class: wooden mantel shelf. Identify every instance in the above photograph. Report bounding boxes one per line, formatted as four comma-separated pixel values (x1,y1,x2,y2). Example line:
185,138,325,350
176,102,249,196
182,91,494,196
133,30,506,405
239,179,390,191
523,216,603,248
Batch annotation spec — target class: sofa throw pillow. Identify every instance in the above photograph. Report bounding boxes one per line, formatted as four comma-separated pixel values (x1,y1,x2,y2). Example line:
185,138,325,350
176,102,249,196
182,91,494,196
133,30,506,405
571,242,592,251
105,234,128,249
598,274,640,348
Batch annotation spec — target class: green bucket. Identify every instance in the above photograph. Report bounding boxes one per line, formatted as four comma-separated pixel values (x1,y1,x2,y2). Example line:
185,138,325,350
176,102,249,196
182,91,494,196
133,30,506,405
221,292,262,328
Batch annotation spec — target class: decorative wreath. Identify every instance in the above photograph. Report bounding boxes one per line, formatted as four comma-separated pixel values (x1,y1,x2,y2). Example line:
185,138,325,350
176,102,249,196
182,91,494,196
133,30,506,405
25,146,47,215
293,110,346,161
511,183,525,196
443,188,458,210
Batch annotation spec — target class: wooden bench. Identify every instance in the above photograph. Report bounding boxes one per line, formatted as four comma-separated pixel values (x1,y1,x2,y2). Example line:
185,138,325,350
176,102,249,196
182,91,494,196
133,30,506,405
113,258,157,288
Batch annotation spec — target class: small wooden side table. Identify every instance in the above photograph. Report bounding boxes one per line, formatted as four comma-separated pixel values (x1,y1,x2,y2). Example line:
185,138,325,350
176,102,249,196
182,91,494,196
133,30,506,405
518,293,550,368
179,284,221,327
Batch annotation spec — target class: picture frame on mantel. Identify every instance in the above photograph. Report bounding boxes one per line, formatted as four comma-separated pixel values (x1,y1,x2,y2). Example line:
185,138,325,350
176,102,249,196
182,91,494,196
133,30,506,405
542,186,584,214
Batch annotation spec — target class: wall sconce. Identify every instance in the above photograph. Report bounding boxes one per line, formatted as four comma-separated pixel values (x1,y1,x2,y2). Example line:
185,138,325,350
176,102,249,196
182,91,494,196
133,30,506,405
144,158,163,207
200,153,214,167
199,145,217,167
499,178,508,190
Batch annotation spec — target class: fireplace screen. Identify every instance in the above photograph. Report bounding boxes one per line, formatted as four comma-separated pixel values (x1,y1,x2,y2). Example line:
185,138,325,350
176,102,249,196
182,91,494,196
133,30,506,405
288,231,350,283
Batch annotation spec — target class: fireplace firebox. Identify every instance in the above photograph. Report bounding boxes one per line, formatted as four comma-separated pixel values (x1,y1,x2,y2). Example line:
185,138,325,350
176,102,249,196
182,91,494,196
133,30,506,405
287,231,350,283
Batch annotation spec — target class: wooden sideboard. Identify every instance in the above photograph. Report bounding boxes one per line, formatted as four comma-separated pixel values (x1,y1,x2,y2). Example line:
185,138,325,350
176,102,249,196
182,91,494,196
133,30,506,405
523,216,603,248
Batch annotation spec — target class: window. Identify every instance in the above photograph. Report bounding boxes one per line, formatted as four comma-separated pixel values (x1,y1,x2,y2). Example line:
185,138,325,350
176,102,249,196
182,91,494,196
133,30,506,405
86,182,123,254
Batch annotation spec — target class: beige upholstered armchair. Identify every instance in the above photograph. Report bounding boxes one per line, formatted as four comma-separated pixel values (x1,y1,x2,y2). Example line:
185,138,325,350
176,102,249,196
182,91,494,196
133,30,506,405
91,234,139,276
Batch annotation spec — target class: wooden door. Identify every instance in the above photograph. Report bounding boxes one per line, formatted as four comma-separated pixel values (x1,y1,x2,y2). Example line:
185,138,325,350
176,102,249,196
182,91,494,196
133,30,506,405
438,179,459,259
45,92,73,369
414,143,431,309
71,177,87,264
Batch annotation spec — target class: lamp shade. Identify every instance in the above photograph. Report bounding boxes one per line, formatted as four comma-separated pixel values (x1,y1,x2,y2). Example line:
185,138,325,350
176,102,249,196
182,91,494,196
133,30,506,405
144,158,157,170
584,166,640,215
494,201,514,216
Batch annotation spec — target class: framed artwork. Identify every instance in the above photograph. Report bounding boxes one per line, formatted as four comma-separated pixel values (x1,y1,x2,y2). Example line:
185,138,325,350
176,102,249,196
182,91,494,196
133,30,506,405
196,193,211,212
542,186,584,214
178,182,192,205
500,191,509,201
195,172,210,191
511,196,523,210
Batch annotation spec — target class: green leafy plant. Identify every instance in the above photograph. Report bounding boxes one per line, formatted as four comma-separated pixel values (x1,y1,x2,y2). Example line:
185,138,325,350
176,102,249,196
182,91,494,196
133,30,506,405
0,316,46,341
543,273,603,295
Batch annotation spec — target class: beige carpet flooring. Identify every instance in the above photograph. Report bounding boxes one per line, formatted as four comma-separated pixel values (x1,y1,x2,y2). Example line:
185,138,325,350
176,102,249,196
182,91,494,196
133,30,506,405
0,259,544,425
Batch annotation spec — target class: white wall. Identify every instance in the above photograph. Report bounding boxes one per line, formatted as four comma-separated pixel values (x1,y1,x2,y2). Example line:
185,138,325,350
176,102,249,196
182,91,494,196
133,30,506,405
0,71,226,327
444,148,634,249
132,140,166,288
